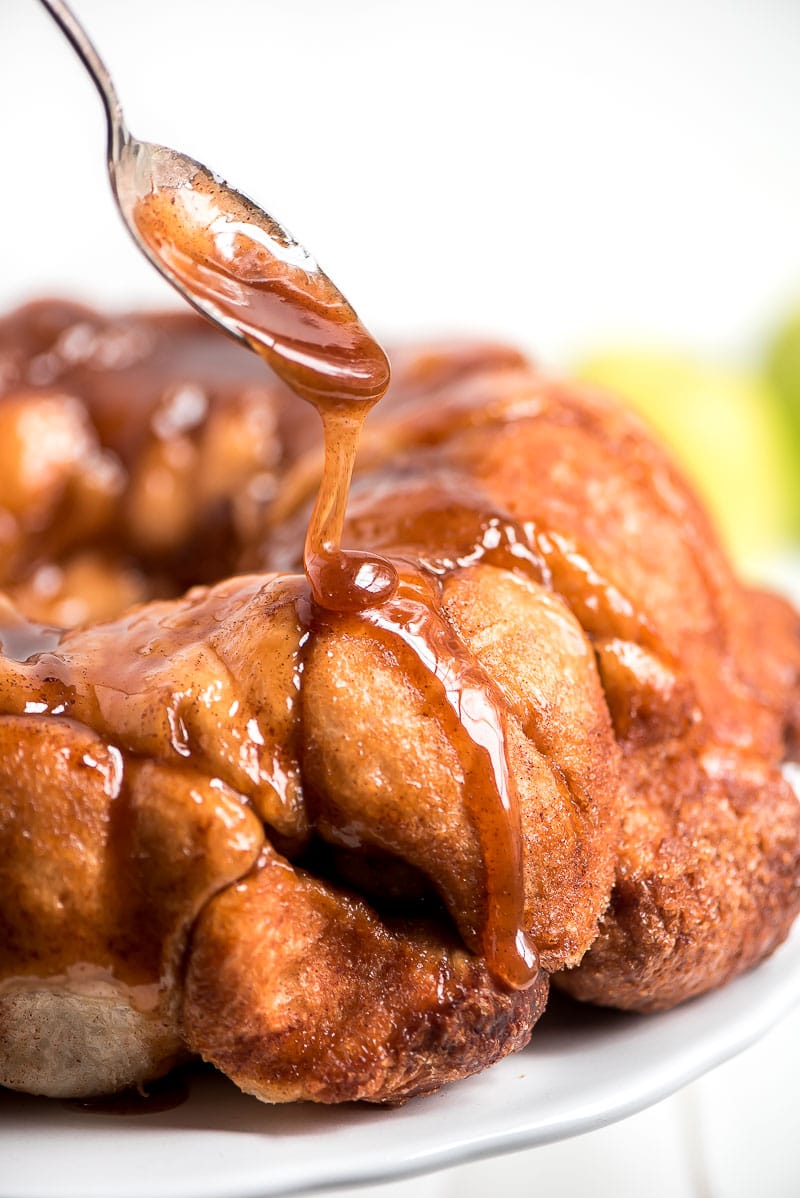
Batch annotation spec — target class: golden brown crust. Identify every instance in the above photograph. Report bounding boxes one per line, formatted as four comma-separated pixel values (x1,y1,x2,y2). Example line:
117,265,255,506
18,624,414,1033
440,567,621,969
301,564,621,973
0,300,798,1100
329,358,800,1010
183,848,547,1104
0,569,564,1102
739,586,800,758
0,714,264,1096
557,749,800,1010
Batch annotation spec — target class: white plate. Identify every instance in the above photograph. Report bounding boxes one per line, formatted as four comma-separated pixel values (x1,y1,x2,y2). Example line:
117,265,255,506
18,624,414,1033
2,911,800,1198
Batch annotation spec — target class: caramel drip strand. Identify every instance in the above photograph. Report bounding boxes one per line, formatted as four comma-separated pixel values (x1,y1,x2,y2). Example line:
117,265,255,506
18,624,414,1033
351,569,537,990
129,169,535,989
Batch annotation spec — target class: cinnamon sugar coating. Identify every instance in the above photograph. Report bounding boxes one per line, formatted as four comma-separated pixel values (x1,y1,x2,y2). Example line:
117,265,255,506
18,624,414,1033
0,301,798,1101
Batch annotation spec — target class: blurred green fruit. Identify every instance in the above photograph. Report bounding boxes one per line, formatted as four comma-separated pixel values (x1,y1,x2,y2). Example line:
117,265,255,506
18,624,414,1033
575,350,798,568
766,306,800,437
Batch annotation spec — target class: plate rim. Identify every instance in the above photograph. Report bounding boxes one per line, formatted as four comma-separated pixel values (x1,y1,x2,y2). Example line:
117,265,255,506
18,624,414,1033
3,916,800,1198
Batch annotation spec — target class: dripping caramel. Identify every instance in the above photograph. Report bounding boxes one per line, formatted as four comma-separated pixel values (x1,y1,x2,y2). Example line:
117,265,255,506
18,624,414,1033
136,169,538,988
134,171,398,613
0,175,540,992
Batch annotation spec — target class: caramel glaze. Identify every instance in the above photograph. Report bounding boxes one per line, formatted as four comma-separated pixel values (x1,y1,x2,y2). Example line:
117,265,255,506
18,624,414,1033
134,171,398,612
0,175,541,992
343,473,671,656
296,568,537,989
134,172,539,988
0,571,536,990
64,1069,190,1115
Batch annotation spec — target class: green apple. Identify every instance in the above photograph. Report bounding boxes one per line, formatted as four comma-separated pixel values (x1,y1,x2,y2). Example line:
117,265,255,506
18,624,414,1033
765,307,800,443
574,350,798,568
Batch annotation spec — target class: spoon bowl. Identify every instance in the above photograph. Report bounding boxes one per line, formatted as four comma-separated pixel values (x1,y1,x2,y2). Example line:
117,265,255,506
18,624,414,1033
36,0,395,613
36,0,387,395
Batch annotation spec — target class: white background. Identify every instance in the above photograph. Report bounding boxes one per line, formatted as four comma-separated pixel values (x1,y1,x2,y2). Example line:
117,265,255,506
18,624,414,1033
1,2,800,1195
2,0,800,369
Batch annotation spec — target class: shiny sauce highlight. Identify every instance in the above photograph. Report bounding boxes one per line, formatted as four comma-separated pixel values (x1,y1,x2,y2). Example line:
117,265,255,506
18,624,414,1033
133,170,397,613
333,567,537,988
42,171,538,991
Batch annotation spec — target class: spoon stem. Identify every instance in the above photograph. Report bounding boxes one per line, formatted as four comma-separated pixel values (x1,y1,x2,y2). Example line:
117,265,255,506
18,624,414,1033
37,0,128,154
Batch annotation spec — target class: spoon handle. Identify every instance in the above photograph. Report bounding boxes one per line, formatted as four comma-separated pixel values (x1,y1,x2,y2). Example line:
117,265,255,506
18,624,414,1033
37,0,128,153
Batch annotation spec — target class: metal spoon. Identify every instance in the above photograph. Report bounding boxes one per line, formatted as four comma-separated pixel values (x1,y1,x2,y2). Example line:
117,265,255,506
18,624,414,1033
35,0,378,374
36,0,395,614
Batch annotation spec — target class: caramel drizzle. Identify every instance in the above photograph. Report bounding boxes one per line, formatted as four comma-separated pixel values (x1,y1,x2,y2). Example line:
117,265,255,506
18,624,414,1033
134,170,539,988
343,568,537,989
134,171,399,613
0,172,540,992
303,408,398,613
